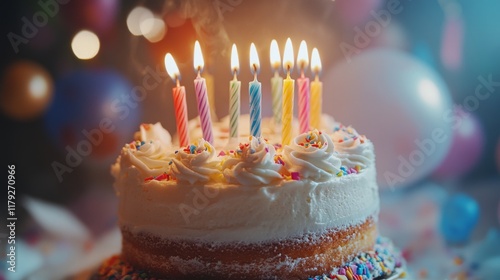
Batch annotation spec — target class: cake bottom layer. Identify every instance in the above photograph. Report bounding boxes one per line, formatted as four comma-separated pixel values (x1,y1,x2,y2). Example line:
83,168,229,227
119,218,378,279
94,236,406,280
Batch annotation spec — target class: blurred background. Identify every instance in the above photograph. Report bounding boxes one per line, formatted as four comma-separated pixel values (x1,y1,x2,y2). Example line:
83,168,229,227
0,0,499,279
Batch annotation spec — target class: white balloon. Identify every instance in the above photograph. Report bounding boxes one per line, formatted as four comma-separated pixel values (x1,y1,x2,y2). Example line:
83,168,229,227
324,49,452,188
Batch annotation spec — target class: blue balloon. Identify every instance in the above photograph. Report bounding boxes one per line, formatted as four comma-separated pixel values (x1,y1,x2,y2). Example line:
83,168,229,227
44,69,141,167
439,193,480,243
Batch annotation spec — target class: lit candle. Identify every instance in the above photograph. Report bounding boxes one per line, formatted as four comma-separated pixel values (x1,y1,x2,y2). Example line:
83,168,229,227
229,44,241,139
310,48,323,130
297,40,310,134
249,43,262,137
193,40,214,144
164,53,189,147
282,38,295,146
270,40,283,129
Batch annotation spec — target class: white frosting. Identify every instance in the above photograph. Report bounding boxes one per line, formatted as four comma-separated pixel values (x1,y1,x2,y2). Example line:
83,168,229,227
111,122,174,179
115,163,378,243
282,130,342,180
222,136,283,185
113,116,380,244
169,139,221,184
136,122,172,152
115,141,171,178
331,125,374,168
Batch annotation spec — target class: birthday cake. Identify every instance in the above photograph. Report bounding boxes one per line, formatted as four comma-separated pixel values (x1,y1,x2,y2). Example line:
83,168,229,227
97,114,407,280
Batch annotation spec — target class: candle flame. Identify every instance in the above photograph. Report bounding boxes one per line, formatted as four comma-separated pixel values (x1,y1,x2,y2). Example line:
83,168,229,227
193,40,204,73
297,40,309,71
249,43,260,75
283,38,294,72
231,44,239,75
164,53,180,82
270,39,281,71
311,48,322,74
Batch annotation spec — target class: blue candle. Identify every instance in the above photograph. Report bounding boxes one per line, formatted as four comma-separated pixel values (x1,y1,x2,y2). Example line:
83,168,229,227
249,43,261,137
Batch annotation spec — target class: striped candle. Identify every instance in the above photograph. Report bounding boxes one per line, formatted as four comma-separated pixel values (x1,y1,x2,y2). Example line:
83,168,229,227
282,38,295,146
310,48,322,130
297,40,310,134
193,41,214,144
164,53,189,147
229,44,240,139
230,79,241,138
310,76,322,129
297,76,310,134
172,85,189,146
282,75,294,145
270,40,283,128
271,72,283,127
249,43,261,137
194,76,214,144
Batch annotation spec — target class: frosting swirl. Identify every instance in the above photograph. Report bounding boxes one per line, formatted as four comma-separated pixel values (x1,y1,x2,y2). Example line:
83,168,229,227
331,125,374,168
169,139,221,184
135,122,172,152
283,130,341,180
222,137,283,185
122,140,170,177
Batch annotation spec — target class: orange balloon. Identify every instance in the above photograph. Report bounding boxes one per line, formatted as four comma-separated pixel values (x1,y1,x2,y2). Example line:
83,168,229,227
0,61,53,120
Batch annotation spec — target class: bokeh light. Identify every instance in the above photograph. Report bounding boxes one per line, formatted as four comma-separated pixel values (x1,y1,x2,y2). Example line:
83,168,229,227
71,30,100,60
0,61,53,120
29,75,49,99
418,79,441,107
140,17,167,43
126,6,154,36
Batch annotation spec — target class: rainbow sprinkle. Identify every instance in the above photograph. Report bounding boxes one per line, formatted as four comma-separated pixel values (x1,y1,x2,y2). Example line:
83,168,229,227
176,141,213,155
298,130,326,149
144,172,171,182
93,237,404,280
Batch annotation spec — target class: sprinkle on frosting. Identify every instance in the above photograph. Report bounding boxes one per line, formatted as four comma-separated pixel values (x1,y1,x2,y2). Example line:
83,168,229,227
331,125,373,169
144,172,171,182
114,123,374,185
222,136,283,186
135,122,172,152
169,138,221,184
282,129,342,181
121,140,171,178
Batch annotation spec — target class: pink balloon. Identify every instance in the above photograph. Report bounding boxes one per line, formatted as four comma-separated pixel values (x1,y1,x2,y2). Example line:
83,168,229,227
336,0,383,26
433,107,484,179
441,16,464,71
323,49,453,189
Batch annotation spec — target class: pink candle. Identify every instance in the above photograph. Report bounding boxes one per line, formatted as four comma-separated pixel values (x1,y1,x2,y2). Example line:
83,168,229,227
172,85,189,147
193,41,214,144
165,53,189,146
297,40,310,134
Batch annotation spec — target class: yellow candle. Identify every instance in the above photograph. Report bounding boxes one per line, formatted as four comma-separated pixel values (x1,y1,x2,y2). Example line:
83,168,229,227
205,71,217,121
310,48,322,129
270,40,283,130
282,38,295,146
